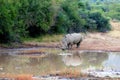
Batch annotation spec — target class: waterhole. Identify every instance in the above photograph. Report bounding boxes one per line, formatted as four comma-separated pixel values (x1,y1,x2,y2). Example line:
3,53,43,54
0,48,120,79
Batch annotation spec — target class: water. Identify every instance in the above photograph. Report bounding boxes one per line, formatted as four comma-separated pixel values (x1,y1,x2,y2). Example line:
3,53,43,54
0,48,120,78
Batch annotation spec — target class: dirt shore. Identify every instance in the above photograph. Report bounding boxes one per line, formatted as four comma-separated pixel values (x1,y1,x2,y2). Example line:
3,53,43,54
77,21,120,52
1,21,120,52
24,21,120,52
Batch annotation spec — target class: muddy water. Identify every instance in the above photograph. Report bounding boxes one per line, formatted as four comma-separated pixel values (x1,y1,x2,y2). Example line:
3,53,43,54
0,48,120,78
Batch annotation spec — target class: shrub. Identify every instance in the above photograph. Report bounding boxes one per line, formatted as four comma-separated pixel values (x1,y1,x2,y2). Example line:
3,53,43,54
0,0,53,43
89,12,111,32
0,0,26,43
0,0,112,43
51,0,86,33
19,0,53,37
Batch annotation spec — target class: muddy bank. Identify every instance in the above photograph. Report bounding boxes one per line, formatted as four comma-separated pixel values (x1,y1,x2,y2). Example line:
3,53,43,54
0,32,120,52
0,33,120,53
0,21,120,52
22,32,120,52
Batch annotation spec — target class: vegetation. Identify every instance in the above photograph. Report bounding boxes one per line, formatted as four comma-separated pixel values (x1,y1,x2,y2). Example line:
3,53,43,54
1,0,119,43
84,0,120,20
24,34,63,42
0,0,53,43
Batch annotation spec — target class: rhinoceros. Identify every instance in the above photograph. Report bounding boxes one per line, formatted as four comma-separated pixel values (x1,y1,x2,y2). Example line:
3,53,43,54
61,33,84,50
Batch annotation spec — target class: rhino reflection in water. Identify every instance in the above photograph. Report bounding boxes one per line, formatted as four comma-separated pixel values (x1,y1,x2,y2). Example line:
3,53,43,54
62,53,82,66
61,33,84,50
62,51,108,67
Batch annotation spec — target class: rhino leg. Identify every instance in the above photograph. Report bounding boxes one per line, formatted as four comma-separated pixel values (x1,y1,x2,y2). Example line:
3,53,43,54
76,42,80,48
76,40,82,48
67,43,72,49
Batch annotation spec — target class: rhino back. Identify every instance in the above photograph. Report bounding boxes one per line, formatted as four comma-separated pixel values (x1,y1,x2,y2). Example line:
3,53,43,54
66,33,82,44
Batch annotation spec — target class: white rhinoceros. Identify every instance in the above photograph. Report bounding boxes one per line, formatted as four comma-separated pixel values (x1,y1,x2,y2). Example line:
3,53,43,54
61,33,84,50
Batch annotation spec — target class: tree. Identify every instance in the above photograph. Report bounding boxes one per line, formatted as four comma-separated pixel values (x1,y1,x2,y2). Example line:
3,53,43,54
89,12,111,32
0,0,26,43
52,0,86,33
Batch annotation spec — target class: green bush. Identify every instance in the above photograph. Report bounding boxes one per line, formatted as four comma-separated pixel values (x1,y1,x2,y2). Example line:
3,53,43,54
0,0,53,43
52,0,86,33
0,0,25,43
0,0,112,43
89,12,111,32
19,0,53,37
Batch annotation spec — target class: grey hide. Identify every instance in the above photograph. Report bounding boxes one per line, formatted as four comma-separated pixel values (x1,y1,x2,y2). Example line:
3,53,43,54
61,33,83,50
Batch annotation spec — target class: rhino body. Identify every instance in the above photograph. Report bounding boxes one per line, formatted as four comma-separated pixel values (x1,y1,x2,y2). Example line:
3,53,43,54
61,33,83,50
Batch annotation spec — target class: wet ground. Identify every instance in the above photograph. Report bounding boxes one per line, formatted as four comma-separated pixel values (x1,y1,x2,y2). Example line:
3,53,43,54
0,48,120,80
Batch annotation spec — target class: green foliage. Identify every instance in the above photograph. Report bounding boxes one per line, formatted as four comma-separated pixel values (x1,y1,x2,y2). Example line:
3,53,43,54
0,0,112,43
106,3,120,20
0,0,25,43
52,0,86,33
85,0,120,20
89,12,111,32
0,0,53,43
19,0,53,37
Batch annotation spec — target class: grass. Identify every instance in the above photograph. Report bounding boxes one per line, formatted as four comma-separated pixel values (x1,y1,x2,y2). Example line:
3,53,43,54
107,20,120,38
50,68,88,78
23,34,63,43
107,30,120,38
15,74,33,80
0,34,63,48
0,74,33,80
0,43,21,48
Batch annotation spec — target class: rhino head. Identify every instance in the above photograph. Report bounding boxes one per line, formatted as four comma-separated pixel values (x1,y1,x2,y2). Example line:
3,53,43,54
61,37,68,50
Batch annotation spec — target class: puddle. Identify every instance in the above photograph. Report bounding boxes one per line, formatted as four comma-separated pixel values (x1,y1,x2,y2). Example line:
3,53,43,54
0,48,120,79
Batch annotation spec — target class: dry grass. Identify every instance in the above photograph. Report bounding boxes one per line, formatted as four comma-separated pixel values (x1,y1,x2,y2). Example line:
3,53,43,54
107,20,120,38
110,20,120,31
15,74,33,80
79,20,120,52
51,68,88,78
107,30,120,38
41,34,63,42
0,74,33,80
24,34,63,43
